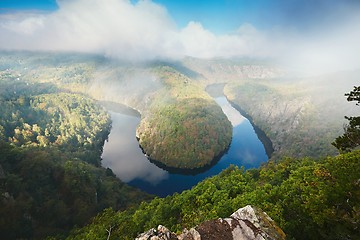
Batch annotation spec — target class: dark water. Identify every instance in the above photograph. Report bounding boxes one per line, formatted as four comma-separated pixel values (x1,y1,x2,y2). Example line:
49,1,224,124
102,97,268,197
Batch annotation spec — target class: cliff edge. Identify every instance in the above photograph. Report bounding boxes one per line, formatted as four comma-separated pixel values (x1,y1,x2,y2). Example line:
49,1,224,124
136,205,285,240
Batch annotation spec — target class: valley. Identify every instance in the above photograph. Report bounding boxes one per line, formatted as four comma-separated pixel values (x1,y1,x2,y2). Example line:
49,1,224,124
101,93,268,196
0,51,359,239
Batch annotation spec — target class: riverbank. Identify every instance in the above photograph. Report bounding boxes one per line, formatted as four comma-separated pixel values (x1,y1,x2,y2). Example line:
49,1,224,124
206,83,274,158
227,100,274,158
102,90,268,196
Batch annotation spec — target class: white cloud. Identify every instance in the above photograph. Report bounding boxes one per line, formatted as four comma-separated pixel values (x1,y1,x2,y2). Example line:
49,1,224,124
0,0,270,60
268,9,360,75
0,0,360,75
0,0,178,60
177,22,269,59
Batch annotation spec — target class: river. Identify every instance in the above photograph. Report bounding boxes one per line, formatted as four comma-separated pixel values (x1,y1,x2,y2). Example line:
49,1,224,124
101,96,268,197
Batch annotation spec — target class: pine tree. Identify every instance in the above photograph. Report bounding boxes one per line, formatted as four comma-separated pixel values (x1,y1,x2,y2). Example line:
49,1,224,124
332,86,360,152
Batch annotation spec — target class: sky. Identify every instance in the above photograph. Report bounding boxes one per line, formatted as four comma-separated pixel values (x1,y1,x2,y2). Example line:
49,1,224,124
0,0,360,74
2,0,358,32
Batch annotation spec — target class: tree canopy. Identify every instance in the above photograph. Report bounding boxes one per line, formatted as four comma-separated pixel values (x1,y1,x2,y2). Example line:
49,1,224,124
136,98,232,169
0,78,152,239
67,150,360,240
332,86,360,152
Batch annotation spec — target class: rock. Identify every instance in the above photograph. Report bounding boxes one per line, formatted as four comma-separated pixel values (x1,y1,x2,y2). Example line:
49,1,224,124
230,205,286,240
136,228,157,240
136,205,285,240
178,228,201,240
135,225,177,240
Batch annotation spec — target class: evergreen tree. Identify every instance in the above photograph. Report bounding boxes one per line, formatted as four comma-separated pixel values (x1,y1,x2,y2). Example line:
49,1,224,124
332,86,360,152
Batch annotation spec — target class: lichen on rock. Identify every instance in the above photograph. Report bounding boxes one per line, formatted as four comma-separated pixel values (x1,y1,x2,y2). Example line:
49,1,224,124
135,205,286,240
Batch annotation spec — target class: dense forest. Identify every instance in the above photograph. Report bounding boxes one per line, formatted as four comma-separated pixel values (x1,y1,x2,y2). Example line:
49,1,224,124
0,76,151,239
0,141,151,239
67,150,360,240
137,98,232,168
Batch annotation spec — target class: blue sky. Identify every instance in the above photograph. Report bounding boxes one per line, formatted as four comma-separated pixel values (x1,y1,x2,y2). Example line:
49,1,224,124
1,0,359,33
0,0,58,11
0,0,360,73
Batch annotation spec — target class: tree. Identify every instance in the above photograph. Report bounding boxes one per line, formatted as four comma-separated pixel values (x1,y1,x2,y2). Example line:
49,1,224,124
345,86,360,104
332,86,360,152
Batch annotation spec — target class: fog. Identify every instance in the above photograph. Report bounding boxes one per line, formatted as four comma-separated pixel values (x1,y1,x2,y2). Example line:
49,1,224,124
88,66,161,112
1,0,360,75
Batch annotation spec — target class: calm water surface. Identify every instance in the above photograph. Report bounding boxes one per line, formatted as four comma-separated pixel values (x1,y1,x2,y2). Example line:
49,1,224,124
102,96,268,197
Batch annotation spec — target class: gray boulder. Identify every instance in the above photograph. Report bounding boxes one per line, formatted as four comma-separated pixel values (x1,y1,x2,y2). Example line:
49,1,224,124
136,205,285,240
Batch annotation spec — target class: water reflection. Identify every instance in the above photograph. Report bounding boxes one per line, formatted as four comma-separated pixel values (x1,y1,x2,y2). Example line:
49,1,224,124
102,112,168,185
215,97,244,126
102,96,268,197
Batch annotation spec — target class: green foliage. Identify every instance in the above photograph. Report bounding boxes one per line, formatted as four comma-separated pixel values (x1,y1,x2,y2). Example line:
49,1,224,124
2,53,233,170
135,66,232,169
68,151,360,240
345,86,360,104
333,86,360,152
2,51,358,240
0,142,151,239
332,116,360,152
0,79,111,165
137,98,232,169
0,77,152,239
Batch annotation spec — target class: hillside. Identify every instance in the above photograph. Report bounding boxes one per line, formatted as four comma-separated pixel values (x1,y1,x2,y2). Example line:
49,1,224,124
0,72,152,239
181,58,359,159
1,52,359,239
67,150,360,240
136,66,232,169
0,52,233,170
2,52,357,162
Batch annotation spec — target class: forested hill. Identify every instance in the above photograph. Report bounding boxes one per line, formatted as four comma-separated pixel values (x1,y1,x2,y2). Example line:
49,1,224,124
67,150,360,240
0,76,152,239
1,52,357,161
0,141,151,239
0,52,233,170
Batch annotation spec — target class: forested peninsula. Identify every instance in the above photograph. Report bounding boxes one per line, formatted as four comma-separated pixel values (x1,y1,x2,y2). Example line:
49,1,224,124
136,66,232,169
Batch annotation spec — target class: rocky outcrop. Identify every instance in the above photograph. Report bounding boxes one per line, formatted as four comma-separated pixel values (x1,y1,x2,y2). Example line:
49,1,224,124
136,225,178,240
135,205,285,240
